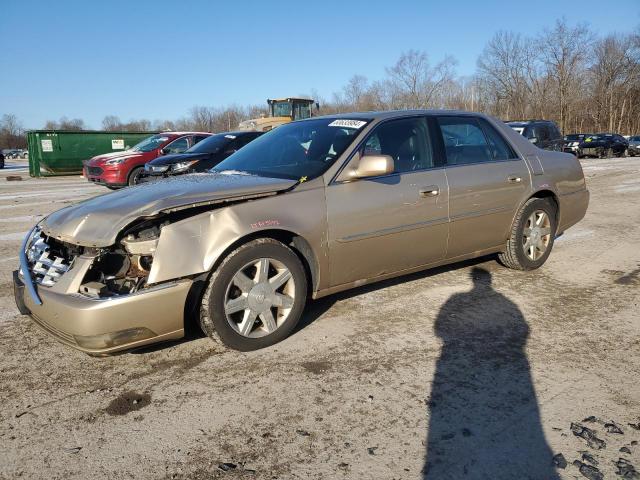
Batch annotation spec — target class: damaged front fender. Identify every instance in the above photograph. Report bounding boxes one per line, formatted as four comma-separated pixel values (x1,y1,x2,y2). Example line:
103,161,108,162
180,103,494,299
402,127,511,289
147,184,328,289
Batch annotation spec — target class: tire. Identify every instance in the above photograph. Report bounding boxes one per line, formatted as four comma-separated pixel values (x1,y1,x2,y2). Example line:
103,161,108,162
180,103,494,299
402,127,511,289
128,166,144,186
199,238,308,351
498,198,557,271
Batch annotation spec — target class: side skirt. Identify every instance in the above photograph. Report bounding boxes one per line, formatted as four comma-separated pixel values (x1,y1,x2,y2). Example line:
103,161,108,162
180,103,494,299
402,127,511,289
312,245,504,299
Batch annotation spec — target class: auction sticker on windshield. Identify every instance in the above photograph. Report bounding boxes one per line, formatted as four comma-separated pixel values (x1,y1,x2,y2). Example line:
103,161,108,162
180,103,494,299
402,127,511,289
328,119,367,129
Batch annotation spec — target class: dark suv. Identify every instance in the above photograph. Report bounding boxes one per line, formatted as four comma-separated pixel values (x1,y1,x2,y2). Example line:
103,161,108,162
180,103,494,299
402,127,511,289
507,120,563,151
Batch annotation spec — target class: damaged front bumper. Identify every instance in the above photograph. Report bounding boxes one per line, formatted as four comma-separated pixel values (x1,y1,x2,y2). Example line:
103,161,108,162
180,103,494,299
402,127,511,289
14,271,190,354
15,228,191,354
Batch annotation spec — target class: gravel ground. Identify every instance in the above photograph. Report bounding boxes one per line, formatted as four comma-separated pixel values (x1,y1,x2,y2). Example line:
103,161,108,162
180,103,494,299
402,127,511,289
0,157,638,479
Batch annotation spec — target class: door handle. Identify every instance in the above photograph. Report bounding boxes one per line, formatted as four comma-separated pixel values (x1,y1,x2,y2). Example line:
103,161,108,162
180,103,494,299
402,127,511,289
419,186,440,197
507,175,522,183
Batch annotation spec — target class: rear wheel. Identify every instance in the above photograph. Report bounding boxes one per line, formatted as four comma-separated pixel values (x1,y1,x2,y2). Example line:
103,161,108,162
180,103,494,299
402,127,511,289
199,238,307,351
128,166,144,186
498,198,557,271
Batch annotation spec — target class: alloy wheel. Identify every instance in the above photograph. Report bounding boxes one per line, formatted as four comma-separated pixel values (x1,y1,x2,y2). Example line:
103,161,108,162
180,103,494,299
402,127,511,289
223,258,295,338
522,210,551,261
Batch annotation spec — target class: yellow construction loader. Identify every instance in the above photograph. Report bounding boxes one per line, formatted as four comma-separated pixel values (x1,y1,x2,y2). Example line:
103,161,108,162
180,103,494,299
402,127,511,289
238,97,317,132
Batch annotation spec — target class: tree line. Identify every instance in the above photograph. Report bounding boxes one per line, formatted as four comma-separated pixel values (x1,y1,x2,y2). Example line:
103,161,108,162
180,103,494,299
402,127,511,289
2,19,638,151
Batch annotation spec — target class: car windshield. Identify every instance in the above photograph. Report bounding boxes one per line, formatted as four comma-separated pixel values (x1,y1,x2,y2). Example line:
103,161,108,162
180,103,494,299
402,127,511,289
509,125,525,135
631,136,640,141
565,134,583,141
212,118,369,180
131,134,171,152
186,134,232,154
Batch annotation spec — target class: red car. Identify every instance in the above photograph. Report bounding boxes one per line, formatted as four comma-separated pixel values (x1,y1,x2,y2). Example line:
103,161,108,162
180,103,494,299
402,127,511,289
83,132,211,188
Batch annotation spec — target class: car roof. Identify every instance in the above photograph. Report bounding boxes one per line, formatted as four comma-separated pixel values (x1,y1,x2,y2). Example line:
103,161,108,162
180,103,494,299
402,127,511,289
506,120,554,126
158,131,212,136
303,109,489,122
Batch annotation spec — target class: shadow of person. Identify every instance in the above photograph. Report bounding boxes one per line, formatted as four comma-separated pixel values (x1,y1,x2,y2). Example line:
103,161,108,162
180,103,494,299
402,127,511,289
423,267,559,479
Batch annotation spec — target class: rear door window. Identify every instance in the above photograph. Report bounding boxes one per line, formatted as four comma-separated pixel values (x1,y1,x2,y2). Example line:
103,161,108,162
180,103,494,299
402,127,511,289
436,116,492,165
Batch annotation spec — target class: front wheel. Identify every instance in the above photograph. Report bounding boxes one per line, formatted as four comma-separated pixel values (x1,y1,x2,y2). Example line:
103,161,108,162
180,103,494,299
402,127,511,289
498,198,557,271
199,238,308,351
128,166,144,186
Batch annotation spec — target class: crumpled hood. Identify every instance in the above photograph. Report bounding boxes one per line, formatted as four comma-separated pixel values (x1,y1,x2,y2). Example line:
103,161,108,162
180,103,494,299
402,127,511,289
86,150,144,165
41,173,297,247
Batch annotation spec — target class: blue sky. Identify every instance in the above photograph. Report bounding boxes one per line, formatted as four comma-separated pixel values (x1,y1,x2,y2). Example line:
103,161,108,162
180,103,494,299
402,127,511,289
1,0,638,129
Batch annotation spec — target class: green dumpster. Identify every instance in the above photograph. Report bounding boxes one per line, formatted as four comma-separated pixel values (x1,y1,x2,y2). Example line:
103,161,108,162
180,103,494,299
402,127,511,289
27,130,157,177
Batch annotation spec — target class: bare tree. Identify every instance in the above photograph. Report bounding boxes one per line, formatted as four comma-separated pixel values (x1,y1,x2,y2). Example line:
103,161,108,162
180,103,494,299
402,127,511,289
102,115,122,131
386,50,457,109
538,19,593,132
0,114,26,149
45,117,85,130
589,33,640,132
477,31,536,119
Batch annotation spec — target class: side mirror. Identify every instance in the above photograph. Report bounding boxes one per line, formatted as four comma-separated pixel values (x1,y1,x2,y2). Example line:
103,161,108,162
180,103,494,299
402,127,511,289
529,137,538,144
160,148,169,155
350,154,394,179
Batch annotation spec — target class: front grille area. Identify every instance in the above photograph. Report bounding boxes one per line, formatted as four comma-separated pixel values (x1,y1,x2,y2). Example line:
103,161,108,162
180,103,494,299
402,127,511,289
26,231,76,286
87,166,103,176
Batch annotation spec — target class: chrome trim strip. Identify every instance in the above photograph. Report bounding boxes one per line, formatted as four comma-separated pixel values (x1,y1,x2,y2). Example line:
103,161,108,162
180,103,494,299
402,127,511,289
19,227,42,306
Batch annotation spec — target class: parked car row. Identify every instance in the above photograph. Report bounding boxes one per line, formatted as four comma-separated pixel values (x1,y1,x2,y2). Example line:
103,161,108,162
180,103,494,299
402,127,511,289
505,120,637,158
139,131,263,184
15,110,590,354
1,148,28,159
82,131,264,188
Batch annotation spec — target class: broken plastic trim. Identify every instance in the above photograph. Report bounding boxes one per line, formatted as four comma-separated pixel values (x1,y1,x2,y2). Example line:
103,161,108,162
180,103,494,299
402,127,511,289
19,227,42,305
